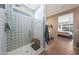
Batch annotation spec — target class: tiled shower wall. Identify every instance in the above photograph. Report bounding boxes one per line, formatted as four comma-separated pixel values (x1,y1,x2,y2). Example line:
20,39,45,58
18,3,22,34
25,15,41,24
0,8,7,54
6,5,33,51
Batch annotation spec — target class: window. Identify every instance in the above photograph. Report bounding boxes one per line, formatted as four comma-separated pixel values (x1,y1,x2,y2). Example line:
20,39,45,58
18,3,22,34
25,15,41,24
58,13,73,35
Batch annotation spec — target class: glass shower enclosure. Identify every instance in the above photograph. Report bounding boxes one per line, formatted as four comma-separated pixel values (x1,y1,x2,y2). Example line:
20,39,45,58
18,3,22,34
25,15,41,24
0,4,45,55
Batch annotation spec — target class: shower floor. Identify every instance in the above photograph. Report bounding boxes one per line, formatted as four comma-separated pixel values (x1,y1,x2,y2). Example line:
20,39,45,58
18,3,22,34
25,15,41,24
7,43,36,55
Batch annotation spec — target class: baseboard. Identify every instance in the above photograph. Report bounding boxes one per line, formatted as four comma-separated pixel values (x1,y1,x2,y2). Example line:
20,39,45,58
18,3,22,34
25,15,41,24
33,47,44,55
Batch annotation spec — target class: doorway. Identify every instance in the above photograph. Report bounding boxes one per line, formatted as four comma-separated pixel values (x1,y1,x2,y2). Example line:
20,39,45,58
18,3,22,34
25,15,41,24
57,13,74,40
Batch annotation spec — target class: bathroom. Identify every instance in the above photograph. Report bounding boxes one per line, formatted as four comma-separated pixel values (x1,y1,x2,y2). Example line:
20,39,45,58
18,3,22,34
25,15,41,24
0,4,45,55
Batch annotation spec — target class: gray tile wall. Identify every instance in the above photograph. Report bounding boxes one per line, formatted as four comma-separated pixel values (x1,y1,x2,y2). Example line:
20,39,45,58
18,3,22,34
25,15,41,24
0,8,7,54
6,5,33,52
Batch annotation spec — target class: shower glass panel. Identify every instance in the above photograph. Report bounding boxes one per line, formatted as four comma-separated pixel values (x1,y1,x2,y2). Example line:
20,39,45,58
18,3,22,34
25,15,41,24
0,4,45,55
0,5,7,55
6,4,34,55
32,5,45,53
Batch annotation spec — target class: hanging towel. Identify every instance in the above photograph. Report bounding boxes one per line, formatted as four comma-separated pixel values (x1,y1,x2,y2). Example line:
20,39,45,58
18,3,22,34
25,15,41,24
44,25,49,44
5,23,10,32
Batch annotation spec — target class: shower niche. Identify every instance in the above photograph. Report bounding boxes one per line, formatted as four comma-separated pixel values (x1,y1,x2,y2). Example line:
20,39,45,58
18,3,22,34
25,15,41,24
0,4,45,55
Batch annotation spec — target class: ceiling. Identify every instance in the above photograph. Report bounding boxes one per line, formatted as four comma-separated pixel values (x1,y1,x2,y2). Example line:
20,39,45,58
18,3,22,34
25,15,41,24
24,4,39,10
24,4,79,16
47,4,79,17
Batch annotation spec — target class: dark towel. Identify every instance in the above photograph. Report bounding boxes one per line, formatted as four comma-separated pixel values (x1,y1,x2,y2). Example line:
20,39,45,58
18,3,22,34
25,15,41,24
5,23,10,32
44,25,49,44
